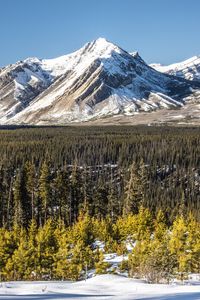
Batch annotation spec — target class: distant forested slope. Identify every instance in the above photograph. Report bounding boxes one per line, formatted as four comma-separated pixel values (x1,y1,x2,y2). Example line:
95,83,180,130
0,125,200,227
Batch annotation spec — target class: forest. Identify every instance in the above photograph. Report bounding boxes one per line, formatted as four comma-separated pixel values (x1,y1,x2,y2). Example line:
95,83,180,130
0,125,200,282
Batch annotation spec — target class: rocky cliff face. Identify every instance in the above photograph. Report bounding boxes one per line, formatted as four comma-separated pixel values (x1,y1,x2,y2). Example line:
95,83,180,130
0,38,200,125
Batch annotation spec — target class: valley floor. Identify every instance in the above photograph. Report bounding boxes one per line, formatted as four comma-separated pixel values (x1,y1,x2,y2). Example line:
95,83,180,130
0,274,200,300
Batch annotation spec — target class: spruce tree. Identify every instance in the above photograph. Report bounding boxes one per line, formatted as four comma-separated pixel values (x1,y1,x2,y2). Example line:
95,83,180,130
24,161,37,221
123,162,143,216
169,215,189,280
13,172,24,227
0,228,16,280
5,229,28,280
70,163,83,223
186,213,200,273
53,170,70,224
54,220,70,279
39,162,51,224
35,220,57,279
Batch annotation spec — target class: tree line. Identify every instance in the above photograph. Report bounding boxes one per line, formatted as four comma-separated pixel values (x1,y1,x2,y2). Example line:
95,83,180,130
0,125,200,227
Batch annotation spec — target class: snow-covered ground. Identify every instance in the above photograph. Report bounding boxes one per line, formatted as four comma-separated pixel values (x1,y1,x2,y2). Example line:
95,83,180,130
0,274,200,300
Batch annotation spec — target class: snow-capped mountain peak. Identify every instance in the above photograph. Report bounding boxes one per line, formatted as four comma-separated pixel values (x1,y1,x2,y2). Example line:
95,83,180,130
24,57,42,64
83,37,123,56
31,38,123,79
0,38,200,125
150,55,200,81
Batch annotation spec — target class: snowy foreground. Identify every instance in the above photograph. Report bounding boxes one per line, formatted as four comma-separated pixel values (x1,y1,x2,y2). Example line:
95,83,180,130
0,274,200,300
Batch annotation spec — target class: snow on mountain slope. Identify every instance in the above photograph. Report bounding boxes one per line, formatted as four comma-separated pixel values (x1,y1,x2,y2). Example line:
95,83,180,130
0,58,53,122
41,37,125,76
150,55,200,81
1,38,200,125
0,38,127,123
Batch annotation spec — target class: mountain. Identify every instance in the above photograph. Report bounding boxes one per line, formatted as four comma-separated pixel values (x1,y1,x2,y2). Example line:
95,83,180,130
0,38,200,125
0,58,52,122
150,56,200,81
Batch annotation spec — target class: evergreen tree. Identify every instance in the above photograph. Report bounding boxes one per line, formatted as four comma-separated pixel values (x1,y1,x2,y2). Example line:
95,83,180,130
70,163,83,223
5,228,28,280
13,172,24,227
53,170,70,224
93,177,108,218
39,162,51,224
0,228,16,280
35,220,57,279
138,159,148,207
144,211,175,283
186,213,200,273
107,177,119,220
123,162,143,215
54,220,70,279
95,251,111,275
69,211,94,246
24,161,37,221
26,220,38,279
128,237,151,279
169,215,189,280
135,207,153,241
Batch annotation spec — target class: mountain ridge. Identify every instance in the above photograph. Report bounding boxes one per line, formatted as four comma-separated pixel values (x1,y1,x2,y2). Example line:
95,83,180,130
0,38,200,125
150,55,200,81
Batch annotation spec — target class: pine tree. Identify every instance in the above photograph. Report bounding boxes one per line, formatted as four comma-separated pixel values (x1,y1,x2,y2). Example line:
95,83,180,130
186,213,200,273
0,228,16,280
135,207,153,241
26,220,38,279
69,211,94,246
128,238,151,279
107,176,119,221
67,240,94,280
138,159,148,207
0,170,7,227
126,209,153,278
95,251,111,275
82,166,93,213
39,162,51,224
129,210,176,283
5,228,28,280
24,161,37,221
93,177,108,218
123,162,143,216
53,170,70,224
54,220,70,279
70,163,83,223
169,215,189,280
145,211,175,283
13,172,24,227
35,220,57,279
154,210,167,241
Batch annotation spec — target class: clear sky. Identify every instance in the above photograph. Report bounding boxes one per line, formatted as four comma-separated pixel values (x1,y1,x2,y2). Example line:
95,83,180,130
0,0,199,67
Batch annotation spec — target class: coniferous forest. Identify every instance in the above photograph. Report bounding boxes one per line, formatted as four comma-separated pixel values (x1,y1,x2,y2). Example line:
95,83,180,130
0,125,200,282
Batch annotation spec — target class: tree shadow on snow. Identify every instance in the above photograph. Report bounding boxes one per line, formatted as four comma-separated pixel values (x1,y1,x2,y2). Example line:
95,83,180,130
141,292,200,300
0,292,113,300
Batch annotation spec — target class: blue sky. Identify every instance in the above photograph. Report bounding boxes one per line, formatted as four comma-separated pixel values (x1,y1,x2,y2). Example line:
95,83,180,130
0,0,199,67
